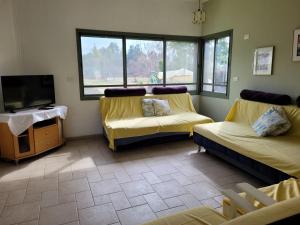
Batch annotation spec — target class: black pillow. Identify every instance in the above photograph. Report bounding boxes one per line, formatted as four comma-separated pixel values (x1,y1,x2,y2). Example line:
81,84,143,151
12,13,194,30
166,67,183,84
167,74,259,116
152,86,187,95
240,89,292,105
104,88,146,97
296,96,300,107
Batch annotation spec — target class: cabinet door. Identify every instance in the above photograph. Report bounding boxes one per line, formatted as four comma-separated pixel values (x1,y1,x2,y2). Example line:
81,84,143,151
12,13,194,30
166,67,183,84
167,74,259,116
14,127,35,159
34,124,59,154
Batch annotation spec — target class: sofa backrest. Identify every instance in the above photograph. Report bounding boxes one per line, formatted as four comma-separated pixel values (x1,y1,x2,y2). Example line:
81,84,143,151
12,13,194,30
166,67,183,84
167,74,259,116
225,99,300,136
221,196,300,225
100,93,196,122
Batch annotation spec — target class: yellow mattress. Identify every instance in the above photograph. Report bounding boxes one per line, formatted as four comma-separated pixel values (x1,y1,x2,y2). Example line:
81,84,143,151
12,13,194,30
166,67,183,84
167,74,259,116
100,93,213,150
142,206,227,225
194,99,300,178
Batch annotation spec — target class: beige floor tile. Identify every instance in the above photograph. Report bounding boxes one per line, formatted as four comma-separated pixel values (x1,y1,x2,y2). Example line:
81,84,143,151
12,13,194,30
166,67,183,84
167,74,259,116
150,164,178,176
27,178,58,194
0,202,40,225
117,204,157,225
171,172,193,186
39,202,77,225
128,196,147,207
142,172,162,184
41,190,59,208
78,203,119,225
164,197,184,208
179,194,202,208
110,192,131,210
6,189,26,206
94,194,111,205
121,180,154,198
201,198,221,209
76,191,94,209
153,180,186,199
16,220,38,225
185,182,220,200
156,205,187,218
0,180,28,193
23,193,42,204
143,193,168,212
59,178,90,195
114,171,131,184
90,179,122,196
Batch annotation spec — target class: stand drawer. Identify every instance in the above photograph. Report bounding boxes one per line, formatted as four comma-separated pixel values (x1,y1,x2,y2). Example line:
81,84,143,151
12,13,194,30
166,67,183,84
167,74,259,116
34,124,59,153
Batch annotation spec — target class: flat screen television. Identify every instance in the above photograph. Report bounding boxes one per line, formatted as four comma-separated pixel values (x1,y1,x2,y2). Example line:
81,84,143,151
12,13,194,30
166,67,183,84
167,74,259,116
0,75,55,112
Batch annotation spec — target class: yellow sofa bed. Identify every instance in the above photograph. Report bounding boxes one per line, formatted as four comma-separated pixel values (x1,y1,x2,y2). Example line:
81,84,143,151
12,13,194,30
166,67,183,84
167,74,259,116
222,178,300,218
100,93,213,150
142,195,300,225
193,99,300,183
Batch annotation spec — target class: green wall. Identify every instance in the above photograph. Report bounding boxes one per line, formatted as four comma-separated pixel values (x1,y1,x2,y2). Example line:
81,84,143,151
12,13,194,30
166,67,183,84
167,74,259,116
200,0,300,121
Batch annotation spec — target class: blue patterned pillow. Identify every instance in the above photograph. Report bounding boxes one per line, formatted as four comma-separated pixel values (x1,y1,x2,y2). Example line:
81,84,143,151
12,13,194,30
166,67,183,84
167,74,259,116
252,106,291,137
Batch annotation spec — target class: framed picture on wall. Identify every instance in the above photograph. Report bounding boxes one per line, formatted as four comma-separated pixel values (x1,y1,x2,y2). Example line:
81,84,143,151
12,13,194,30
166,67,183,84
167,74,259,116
293,29,300,61
253,46,274,75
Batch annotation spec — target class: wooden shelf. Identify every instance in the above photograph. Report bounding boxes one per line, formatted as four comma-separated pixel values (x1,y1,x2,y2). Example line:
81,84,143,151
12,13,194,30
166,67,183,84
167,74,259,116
0,117,64,164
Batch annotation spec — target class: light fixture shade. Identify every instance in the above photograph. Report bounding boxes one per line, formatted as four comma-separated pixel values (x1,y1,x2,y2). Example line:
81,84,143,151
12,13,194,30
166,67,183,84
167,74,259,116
192,9,206,24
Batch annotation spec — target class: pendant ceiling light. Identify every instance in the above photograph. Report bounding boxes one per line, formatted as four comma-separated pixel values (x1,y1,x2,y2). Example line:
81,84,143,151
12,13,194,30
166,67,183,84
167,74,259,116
192,0,206,24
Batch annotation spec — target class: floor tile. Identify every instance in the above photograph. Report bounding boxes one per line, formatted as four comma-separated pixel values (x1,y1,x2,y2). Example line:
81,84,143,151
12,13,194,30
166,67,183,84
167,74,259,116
27,178,58,194
150,164,178,176
39,202,77,225
201,198,221,208
79,203,119,225
17,220,38,225
0,202,40,225
41,190,59,208
23,193,42,203
153,180,186,199
110,192,131,210
6,189,26,206
179,194,202,208
94,194,111,205
164,197,184,208
128,196,147,207
117,204,157,225
76,190,94,209
185,182,220,200
156,205,187,218
143,193,168,212
90,179,122,196
121,180,154,198
171,173,193,186
142,172,162,184
59,178,90,195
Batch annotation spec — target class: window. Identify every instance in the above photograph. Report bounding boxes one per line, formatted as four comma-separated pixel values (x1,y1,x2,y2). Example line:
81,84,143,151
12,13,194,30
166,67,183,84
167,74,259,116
76,29,199,100
201,30,232,97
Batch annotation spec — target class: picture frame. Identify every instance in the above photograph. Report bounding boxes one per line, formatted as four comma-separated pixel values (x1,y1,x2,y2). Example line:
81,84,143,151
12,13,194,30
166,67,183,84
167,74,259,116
253,46,274,75
293,29,300,61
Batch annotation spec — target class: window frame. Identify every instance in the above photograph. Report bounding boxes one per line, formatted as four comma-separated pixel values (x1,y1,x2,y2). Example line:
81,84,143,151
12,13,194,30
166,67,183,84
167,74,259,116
76,29,201,100
199,30,233,99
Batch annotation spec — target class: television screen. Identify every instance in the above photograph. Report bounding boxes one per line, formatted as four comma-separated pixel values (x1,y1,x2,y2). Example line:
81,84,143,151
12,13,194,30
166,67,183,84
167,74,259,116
0,75,55,112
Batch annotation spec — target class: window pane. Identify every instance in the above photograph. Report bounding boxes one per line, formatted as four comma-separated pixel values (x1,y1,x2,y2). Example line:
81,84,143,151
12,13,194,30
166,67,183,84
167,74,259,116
126,39,163,85
166,41,198,84
203,40,215,85
203,84,213,92
81,37,123,86
214,85,226,94
84,87,106,95
214,37,230,87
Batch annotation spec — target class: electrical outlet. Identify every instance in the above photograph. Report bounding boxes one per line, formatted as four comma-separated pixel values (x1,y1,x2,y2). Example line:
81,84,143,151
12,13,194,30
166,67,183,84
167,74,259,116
243,34,250,40
233,76,239,82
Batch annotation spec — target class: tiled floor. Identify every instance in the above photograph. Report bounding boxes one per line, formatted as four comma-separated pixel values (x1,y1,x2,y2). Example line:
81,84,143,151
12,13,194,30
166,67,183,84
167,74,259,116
0,137,265,225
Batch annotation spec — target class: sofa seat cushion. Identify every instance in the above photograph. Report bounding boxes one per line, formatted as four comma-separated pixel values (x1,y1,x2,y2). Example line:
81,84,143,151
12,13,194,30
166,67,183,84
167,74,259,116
193,122,300,178
141,206,227,225
105,112,212,147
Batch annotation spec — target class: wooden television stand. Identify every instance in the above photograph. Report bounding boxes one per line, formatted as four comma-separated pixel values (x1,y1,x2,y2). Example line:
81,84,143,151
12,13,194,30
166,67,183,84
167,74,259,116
0,117,64,164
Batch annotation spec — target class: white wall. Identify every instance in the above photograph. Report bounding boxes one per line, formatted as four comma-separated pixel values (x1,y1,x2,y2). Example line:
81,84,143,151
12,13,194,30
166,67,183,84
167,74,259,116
11,0,202,137
0,0,21,74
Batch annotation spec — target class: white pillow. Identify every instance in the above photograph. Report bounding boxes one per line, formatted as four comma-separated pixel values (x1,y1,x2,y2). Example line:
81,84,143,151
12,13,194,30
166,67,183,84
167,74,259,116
142,99,155,117
252,106,291,137
153,99,171,116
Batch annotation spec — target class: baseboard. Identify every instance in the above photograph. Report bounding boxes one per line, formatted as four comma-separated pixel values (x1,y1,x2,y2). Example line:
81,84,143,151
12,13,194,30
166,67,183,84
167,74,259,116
66,134,102,141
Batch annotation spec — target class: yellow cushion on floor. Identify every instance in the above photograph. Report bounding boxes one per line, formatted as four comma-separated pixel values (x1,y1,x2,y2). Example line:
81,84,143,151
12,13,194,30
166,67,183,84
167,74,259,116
142,207,227,225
